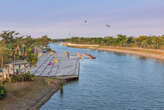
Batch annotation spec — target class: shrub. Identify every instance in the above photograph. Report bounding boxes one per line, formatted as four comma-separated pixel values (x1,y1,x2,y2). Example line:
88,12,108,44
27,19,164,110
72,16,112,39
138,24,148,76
23,73,35,81
11,72,35,82
17,74,24,82
0,85,7,100
3,77,11,84
11,75,18,83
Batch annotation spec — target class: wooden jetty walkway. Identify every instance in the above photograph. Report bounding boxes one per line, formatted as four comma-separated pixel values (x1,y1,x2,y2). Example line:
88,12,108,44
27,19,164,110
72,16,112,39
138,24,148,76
30,52,80,80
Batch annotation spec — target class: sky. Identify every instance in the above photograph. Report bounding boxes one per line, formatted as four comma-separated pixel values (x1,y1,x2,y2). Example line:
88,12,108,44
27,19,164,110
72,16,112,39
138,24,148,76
0,0,163,38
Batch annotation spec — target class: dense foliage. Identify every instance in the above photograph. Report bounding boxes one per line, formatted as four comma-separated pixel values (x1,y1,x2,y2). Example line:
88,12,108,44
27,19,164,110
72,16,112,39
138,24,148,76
65,35,164,49
0,85,7,100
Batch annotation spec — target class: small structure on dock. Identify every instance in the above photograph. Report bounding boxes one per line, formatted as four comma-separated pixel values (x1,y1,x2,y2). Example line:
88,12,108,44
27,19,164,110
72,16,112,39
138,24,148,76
0,60,30,80
4,60,30,75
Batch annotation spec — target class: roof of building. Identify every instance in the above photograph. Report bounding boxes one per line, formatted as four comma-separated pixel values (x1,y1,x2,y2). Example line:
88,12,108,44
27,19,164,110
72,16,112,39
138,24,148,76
11,60,29,65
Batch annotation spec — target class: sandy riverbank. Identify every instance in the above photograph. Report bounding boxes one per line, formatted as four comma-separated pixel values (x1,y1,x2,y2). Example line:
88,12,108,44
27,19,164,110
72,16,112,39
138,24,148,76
0,77,60,110
64,43,164,61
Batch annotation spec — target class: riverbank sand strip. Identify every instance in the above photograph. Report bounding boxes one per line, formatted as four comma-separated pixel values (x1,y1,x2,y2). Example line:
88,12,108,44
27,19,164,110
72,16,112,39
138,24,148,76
64,43,164,61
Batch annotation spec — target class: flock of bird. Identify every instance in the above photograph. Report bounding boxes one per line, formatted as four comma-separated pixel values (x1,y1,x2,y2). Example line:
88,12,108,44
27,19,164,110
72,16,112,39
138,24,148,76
68,20,111,36
84,20,111,28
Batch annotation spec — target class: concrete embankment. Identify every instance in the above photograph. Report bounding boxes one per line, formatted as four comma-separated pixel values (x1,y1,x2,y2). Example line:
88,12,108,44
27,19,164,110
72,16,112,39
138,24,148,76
0,77,60,110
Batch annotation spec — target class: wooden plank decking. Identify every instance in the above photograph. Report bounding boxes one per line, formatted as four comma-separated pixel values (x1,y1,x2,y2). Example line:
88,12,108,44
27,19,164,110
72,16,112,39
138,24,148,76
30,52,80,80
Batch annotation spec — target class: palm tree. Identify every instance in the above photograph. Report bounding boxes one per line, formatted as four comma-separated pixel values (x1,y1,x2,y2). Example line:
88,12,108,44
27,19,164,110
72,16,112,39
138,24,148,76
0,31,19,44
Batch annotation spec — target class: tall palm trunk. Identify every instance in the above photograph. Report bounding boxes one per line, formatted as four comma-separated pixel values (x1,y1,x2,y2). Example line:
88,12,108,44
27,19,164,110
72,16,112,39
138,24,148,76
1,56,4,80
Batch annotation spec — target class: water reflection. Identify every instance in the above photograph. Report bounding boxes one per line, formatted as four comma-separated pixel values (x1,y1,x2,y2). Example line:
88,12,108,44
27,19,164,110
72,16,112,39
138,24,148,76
112,52,127,56
60,87,63,96
138,56,148,60
59,80,79,97
59,80,64,96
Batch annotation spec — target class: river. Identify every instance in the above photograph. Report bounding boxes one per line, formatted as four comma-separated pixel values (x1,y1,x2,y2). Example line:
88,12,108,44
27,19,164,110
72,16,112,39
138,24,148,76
41,44,164,110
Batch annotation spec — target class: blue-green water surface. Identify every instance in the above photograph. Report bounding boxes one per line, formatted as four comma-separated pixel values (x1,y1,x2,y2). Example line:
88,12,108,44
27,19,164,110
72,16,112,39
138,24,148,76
41,44,164,110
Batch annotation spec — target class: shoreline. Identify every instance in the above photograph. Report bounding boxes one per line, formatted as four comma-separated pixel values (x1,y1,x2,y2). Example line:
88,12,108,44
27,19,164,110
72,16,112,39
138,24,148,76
64,43,164,61
30,78,60,110
0,77,60,110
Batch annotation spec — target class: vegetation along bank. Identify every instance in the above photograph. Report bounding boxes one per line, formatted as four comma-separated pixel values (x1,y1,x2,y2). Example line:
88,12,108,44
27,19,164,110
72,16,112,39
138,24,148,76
64,35,164,61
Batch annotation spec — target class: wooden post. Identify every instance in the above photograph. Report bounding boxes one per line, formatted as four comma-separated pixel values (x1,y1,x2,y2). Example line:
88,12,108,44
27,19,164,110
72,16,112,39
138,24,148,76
19,64,21,74
7,65,9,78
78,62,80,77
1,56,4,80
13,54,15,74
1,56,3,68
24,64,26,73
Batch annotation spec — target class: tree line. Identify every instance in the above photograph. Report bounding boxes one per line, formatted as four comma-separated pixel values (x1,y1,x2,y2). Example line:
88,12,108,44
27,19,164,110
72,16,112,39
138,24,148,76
0,31,53,66
65,34,164,49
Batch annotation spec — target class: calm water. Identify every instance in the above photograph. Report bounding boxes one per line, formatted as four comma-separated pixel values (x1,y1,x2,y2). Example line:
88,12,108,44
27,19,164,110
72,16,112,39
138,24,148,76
41,44,164,110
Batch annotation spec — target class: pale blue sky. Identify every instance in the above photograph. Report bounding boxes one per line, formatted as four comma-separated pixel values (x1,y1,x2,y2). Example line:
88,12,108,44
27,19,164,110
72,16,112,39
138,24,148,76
0,0,163,38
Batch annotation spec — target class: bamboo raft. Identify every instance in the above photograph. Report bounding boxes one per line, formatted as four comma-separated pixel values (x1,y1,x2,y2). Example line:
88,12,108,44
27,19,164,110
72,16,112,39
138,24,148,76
84,53,96,59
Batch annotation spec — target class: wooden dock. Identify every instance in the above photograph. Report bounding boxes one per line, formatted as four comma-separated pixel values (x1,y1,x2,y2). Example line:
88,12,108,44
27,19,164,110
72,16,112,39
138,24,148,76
30,52,80,80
